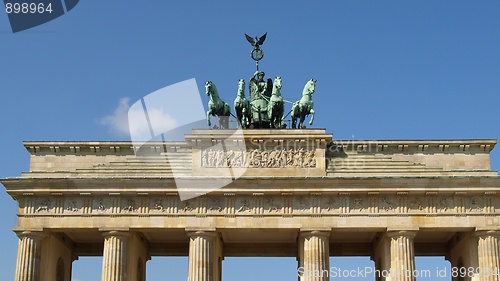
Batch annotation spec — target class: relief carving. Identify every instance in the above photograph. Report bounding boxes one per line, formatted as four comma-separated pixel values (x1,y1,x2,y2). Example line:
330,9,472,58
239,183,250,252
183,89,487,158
66,200,79,212
123,199,136,212
96,198,106,211
201,148,316,168
154,198,165,212
352,198,366,211
265,198,281,213
237,199,251,213
208,198,223,212
323,198,336,212
36,198,51,213
468,197,483,212
438,197,453,211
409,198,425,211
296,196,308,211
381,197,395,211
182,201,194,212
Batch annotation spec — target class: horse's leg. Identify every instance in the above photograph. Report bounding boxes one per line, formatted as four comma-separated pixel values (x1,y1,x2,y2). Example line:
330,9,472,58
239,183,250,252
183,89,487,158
207,110,212,126
235,107,242,129
309,109,315,125
242,107,247,128
269,108,274,128
279,103,285,128
299,116,306,129
218,117,223,129
246,105,251,127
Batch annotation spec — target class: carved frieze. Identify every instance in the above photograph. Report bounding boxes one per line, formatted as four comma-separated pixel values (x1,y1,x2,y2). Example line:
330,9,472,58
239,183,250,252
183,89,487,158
16,192,500,218
201,148,316,168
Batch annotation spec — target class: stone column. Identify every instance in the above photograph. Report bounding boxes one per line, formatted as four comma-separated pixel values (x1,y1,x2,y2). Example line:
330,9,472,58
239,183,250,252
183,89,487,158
476,231,500,281
187,231,217,281
101,231,131,281
387,231,417,281
14,231,46,281
298,230,330,281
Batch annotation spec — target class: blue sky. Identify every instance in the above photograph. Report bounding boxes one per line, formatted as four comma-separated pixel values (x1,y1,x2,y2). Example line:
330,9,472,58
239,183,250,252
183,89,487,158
1,1,499,280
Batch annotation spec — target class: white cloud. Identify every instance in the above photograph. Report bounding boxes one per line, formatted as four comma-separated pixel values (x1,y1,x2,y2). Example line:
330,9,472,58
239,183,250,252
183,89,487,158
100,97,131,135
128,102,179,141
100,97,180,140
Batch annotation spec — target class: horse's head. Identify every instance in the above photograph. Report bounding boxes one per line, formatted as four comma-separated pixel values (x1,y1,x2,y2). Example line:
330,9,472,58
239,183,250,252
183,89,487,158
205,81,213,96
274,76,282,90
237,79,245,96
303,79,316,96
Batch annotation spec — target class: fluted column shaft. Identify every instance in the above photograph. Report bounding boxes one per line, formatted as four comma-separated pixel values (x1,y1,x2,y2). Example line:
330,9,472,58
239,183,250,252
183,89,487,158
187,231,217,281
14,231,46,281
299,231,330,281
102,231,131,281
387,231,417,281
476,231,500,281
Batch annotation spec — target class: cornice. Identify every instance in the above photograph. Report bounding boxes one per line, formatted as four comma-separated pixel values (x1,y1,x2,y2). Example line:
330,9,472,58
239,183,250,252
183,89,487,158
22,138,497,156
329,139,497,154
3,176,500,196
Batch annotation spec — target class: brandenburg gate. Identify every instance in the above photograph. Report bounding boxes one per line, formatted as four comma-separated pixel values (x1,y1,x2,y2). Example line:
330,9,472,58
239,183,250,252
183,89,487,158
3,129,500,281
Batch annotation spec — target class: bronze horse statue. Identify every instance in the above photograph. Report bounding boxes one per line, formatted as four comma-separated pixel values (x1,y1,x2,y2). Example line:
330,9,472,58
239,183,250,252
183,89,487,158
267,76,284,128
234,79,251,128
291,79,316,129
206,81,231,129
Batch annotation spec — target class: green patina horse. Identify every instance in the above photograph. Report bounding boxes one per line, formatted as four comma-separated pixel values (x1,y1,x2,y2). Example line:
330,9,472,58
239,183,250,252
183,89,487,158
291,79,316,129
206,81,231,129
234,79,251,128
267,76,284,129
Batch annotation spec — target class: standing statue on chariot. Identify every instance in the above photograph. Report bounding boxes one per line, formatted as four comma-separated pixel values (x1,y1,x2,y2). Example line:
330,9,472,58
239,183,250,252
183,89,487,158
249,71,272,101
248,71,273,128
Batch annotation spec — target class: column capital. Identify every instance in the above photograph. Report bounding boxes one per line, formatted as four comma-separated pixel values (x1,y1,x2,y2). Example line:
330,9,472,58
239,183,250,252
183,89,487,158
186,230,217,239
101,230,131,239
475,230,500,238
299,229,331,239
16,230,47,240
386,230,417,239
